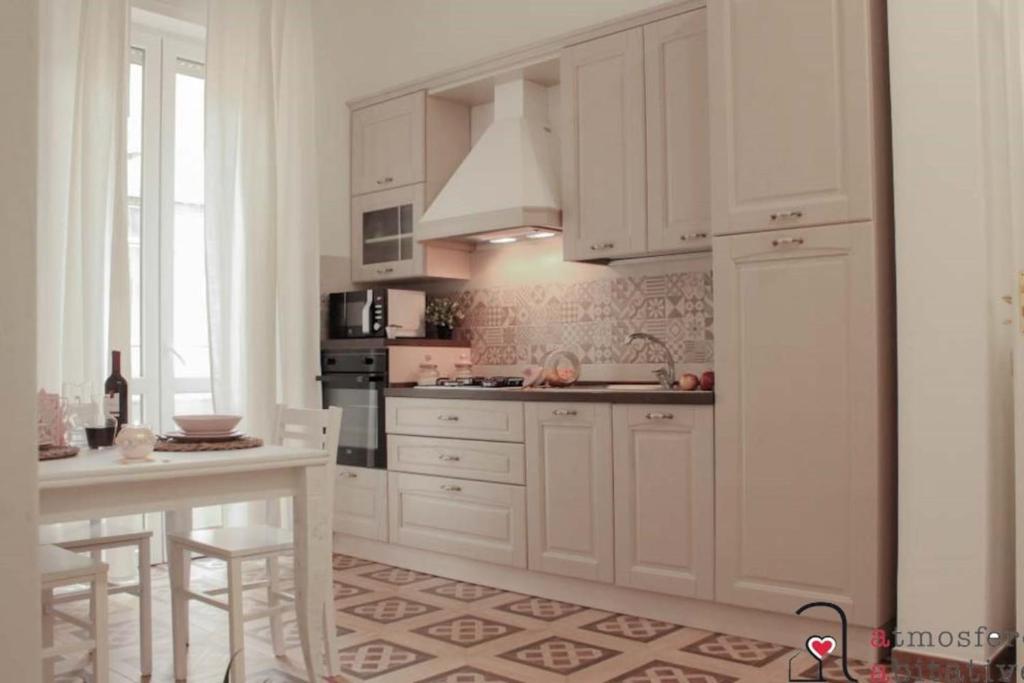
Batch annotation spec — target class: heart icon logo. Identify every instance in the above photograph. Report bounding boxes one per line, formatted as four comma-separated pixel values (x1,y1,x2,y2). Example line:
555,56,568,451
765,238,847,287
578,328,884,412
806,635,837,660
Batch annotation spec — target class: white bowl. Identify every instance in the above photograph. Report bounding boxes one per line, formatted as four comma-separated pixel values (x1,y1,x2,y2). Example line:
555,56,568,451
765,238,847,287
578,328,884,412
172,414,242,435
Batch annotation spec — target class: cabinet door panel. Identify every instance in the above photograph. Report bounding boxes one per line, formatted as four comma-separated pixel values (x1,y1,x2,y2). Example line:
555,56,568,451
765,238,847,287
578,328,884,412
561,29,647,260
714,223,884,624
613,405,714,598
645,10,710,252
351,91,425,196
525,403,613,582
350,184,424,282
333,466,388,541
710,0,873,234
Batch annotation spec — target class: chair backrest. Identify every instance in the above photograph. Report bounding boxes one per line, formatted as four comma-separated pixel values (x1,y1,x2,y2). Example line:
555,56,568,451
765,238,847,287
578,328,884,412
268,405,343,527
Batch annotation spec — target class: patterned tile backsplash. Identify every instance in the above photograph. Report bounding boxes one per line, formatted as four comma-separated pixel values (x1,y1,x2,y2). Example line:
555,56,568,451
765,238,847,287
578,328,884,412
451,270,713,367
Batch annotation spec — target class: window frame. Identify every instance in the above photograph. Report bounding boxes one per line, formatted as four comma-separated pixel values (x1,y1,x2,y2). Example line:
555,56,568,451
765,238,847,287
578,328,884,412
130,26,210,432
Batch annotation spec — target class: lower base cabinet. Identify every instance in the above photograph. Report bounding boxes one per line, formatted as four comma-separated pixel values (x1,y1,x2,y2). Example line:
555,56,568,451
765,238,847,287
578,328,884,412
388,471,527,568
613,405,714,599
333,466,389,542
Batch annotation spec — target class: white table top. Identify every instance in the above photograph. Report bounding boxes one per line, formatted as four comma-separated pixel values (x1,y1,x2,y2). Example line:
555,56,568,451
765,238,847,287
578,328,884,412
39,444,329,489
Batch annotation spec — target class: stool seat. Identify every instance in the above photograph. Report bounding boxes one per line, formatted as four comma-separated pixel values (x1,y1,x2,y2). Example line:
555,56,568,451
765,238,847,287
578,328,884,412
40,519,152,549
39,545,105,584
168,525,293,559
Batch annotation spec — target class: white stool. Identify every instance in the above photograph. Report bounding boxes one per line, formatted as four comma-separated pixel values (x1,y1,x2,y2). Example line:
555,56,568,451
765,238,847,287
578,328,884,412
167,406,343,682
40,545,109,683
40,519,153,677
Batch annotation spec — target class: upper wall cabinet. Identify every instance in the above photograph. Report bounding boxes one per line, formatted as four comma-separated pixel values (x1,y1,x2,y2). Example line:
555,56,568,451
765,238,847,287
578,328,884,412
351,92,426,196
561,9,710,262
645,10,710,253
561,28,647,261
349,92,472,282
709,0,881,235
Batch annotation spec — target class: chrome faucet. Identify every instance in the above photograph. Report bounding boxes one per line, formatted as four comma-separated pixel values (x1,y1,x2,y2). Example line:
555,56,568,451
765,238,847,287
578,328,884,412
625,332,676,389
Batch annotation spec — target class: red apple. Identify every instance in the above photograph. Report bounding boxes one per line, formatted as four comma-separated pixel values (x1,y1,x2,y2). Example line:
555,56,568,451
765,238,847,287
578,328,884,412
678,373,700,391
700,371,715,391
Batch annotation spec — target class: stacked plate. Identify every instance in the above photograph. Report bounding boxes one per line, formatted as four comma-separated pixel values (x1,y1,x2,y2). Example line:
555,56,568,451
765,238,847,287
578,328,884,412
163,414,244,443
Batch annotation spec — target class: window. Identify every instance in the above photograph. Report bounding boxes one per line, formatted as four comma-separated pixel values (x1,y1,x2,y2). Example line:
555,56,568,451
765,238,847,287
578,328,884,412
129,29,211,431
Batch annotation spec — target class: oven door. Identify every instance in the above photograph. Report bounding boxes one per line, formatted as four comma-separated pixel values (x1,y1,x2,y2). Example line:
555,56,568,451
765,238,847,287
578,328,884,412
319,371,386,468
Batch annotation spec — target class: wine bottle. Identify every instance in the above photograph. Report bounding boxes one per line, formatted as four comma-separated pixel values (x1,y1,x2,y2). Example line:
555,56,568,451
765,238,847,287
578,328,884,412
104,350,128,431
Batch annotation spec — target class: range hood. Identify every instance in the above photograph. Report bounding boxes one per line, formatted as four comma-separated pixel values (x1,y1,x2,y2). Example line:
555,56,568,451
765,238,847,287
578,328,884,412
418,78,561,243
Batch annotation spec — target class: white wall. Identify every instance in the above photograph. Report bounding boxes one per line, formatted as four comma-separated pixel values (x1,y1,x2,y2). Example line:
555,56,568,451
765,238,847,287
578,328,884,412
311,0,670,287
890,0,1015,663
0,0,40,677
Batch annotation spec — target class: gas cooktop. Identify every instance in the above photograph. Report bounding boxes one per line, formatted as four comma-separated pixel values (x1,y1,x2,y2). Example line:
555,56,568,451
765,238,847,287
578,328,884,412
419,376,525,389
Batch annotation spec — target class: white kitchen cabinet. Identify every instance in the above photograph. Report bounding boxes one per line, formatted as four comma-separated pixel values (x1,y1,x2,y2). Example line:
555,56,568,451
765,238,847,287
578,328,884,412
388,471,527,568
709,0,885,235
386,397,525,443
333,466,388,542
613,404,714,599
388,434,525,485
561,28,647,260
351,92,425,196
525,403,614,583
644,10,710,253
713,222,894,625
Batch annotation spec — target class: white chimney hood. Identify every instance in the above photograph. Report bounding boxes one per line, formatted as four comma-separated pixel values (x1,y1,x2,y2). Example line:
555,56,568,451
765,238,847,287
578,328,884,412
418,78,561,242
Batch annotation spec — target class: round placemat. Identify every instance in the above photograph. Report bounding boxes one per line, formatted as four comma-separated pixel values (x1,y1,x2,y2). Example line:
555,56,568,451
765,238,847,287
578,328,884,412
39,445,80,461
155,436,263,452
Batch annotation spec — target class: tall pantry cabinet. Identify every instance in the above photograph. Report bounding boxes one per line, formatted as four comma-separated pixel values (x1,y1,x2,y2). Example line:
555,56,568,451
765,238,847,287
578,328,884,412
710,0,895,628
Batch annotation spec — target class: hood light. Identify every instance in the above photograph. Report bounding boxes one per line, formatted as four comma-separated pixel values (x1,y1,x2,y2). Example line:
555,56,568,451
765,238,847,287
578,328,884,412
488,237,518,245
527,231,556,239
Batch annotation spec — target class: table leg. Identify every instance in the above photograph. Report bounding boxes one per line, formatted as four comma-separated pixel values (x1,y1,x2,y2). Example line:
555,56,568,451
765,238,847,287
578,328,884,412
165,506,192,671
293,465,330,681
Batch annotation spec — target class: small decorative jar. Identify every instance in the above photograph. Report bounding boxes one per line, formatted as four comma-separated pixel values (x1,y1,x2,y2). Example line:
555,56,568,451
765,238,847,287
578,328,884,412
115,425,157,461
417,355,440,386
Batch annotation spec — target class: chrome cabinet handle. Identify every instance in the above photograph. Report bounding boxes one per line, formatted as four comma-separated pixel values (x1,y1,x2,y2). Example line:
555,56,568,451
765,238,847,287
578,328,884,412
770,210,803,221
376,266,394,274
437,415,460,422
340,471,358,479
376,176,394,185
646,412,674,420
680,232,708,241
438,453,461,462
771,237,805,247
552,409,578,417
590,242,615,251
440,483,462,492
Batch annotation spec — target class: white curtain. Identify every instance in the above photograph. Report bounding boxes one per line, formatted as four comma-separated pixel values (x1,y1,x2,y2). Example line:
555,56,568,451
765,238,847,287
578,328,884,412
37,0,131,394
205,0,321,523
37,0,133,579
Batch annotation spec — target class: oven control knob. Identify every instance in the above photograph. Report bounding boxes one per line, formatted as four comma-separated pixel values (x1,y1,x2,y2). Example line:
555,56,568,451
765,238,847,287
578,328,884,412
373,322,382,331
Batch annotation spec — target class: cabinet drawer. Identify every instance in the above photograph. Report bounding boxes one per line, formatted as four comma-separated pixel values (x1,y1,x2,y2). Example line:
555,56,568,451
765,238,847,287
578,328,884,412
333,466,388,542
388,435,525,484
388,472,526,568
386,398,525,442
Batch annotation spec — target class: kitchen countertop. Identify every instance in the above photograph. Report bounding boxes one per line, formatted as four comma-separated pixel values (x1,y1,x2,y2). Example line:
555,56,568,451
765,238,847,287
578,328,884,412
385,385,714,405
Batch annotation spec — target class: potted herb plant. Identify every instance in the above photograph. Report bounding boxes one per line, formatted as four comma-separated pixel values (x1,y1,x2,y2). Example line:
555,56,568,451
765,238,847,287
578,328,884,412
425,297,464,339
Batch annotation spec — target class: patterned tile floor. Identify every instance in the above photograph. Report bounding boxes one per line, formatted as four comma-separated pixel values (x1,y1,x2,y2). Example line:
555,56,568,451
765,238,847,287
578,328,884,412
48,553,886,682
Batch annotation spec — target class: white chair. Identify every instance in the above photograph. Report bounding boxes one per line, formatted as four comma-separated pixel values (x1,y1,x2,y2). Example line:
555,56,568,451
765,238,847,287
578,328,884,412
39,519,152,677
167,406,343,682
40,544,109,683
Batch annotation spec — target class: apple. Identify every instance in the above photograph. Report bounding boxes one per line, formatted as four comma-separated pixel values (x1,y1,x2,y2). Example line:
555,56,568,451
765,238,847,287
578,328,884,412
678,373,700,391
700,371,715,391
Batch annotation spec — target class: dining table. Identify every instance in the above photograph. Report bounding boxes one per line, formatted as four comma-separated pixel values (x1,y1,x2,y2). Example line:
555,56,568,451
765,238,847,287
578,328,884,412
38,444,335,681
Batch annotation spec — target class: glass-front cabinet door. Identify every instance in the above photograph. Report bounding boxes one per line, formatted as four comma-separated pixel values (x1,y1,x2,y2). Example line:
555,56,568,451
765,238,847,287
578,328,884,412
351,183,424,282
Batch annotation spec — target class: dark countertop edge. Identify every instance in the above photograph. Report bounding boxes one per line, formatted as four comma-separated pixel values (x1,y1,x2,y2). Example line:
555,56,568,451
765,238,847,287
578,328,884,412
322,338,470,350
384,386,715,405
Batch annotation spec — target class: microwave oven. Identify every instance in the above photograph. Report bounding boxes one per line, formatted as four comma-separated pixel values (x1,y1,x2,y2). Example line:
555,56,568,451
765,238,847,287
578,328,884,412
328,288,426,338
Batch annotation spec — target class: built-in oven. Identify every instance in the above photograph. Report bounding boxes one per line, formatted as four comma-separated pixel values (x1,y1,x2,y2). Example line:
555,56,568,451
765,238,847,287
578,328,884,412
318,348,387,468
